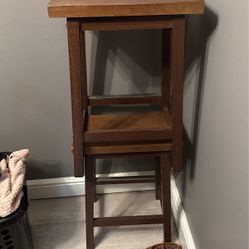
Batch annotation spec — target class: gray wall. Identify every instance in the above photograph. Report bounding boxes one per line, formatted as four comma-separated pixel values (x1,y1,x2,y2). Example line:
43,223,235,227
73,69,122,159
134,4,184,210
0,0,73,178
177,1,248,249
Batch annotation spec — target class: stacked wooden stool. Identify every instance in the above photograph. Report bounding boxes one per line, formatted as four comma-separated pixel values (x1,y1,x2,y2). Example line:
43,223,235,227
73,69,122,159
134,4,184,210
48,1,204,248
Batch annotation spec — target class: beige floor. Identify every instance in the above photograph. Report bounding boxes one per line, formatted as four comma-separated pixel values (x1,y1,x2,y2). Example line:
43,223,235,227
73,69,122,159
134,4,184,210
29,191,178,249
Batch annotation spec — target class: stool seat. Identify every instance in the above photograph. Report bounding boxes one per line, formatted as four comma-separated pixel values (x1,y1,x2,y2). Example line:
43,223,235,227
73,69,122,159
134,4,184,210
48,0,204,18
85,111,173,145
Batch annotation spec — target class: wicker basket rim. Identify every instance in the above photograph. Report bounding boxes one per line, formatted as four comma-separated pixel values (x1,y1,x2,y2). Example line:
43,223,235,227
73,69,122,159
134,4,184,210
147,242,182,249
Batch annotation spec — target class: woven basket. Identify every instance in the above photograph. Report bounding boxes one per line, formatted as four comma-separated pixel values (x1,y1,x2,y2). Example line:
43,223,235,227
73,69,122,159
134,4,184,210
147,242,182,249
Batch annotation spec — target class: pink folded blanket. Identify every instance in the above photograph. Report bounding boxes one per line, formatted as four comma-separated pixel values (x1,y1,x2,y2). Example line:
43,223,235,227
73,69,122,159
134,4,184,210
0,149,29,218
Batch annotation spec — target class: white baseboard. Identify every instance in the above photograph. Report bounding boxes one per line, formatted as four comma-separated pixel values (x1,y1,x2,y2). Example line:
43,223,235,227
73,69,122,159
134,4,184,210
170,176,197,249
27,171,155,199
27,171,196,249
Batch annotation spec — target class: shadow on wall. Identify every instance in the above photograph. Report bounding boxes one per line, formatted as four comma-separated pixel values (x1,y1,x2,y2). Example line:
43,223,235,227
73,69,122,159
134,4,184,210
89,29,162,96
87,29,162,175
174,5,218,226
26,159,70,180
183,6,218,182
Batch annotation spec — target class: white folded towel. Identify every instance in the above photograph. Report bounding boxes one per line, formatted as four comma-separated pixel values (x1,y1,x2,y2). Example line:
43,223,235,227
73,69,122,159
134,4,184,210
0,149,29,218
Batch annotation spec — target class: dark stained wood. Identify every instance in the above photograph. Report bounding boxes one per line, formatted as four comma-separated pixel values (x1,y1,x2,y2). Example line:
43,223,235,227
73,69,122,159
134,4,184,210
85,157,95,249
85,130,173,144
70,110,86,152
88,94,161,106
161,152,171,242
96,175,155,185
85,111,173,144
171,16,185,173
79,29,88,110
155,161,161,200
81,16,173,31
85,143,172,155
93,157,97,202
86,139,171,147
161,29,171,112
48,0,205,18
67,19,85,177
94,215,166,227
90,152,162,159
86,112,171,131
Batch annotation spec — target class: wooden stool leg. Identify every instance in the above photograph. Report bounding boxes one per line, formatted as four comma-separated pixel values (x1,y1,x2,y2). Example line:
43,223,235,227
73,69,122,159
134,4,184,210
155,161,161,200
93,160,97,202
67,19,88,177
161,152,171,242
85,157,95,249
171,16,185,173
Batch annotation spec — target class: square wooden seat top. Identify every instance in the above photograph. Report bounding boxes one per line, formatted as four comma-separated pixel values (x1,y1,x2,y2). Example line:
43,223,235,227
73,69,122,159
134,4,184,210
48,0,204,18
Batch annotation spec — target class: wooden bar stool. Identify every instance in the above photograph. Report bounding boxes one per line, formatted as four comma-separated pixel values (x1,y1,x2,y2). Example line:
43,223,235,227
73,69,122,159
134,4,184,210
47,1,204,248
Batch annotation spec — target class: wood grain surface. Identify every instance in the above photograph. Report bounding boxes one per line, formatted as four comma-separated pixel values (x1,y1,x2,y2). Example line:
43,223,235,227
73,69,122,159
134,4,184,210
48,0,204,18
85,143,172,155
86,112,172,132
84,111,173,144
